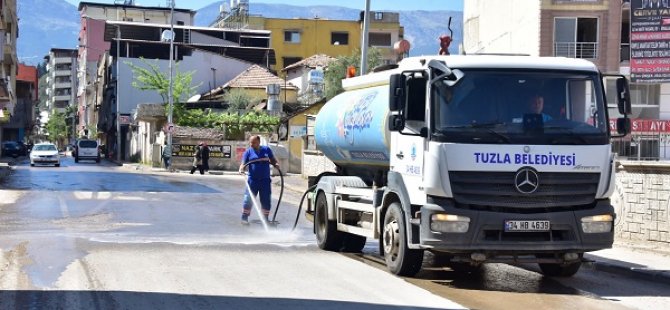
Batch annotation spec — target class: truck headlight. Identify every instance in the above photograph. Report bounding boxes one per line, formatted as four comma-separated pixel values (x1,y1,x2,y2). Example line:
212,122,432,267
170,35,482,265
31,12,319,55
581,214,613,233
430,213,470,233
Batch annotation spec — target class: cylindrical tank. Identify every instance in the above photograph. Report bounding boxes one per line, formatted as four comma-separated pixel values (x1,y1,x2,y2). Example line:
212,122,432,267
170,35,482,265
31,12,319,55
315,85,390,177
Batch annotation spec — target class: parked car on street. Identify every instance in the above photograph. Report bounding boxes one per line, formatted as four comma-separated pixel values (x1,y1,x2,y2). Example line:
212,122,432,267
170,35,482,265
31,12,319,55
74,139,100,163
2,141,23,158
29,143,61,167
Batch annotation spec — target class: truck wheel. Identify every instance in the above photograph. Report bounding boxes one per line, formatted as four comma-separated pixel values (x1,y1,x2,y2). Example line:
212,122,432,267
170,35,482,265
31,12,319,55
315,192,342,251
382,202,423,276
341,233,366,253
538,262,581,277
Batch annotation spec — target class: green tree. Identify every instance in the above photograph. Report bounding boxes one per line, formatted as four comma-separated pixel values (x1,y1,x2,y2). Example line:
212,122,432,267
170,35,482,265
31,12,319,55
126,58,200,121
45,111,68,147
324,48,383,100
223,88,262,112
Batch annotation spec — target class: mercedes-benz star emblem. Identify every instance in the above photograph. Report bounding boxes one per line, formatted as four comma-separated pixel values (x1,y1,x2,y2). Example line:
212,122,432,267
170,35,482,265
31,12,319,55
514,168,539,194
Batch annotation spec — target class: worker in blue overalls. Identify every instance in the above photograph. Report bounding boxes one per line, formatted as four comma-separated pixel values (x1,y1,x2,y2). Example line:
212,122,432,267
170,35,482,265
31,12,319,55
238,135,278,225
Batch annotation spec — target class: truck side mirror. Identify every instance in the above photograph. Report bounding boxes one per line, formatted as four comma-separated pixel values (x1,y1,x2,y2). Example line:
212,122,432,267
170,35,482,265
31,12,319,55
616,117,631,136
388,114,405,132
389,74,406,111
616,77,632,115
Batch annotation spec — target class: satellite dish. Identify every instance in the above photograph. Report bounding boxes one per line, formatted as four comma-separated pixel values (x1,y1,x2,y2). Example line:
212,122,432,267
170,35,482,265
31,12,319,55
187,94,201,102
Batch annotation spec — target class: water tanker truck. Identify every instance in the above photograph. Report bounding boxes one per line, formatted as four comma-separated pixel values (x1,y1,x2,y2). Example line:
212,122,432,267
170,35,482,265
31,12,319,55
308,55,632,277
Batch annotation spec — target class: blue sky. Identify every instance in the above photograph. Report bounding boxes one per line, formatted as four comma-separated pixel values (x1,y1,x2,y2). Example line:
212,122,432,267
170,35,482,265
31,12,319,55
67,0,463,11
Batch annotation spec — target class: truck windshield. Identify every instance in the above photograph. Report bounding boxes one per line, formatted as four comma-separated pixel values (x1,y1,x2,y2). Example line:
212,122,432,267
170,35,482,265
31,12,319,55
432,70,609,145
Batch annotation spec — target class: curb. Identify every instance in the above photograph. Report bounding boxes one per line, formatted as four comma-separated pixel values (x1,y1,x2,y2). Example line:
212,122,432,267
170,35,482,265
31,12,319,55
586,254,670,285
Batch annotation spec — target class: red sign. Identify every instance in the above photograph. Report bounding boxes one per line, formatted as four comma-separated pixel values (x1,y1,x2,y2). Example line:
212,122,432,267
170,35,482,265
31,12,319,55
609,119,670,133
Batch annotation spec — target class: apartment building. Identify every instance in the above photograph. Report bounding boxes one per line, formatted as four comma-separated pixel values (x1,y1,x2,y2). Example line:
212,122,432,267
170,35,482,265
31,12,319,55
0,0,18,155
77,1,197,138
44,49,78,115
2,64,38,145
464,0,669,160
212,6,404,71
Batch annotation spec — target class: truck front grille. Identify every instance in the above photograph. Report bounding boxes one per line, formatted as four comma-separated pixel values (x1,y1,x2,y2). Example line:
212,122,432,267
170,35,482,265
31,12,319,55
449,171,600,209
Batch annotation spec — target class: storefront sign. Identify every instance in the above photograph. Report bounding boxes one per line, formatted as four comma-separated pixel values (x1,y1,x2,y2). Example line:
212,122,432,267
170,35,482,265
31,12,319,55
630,0,670,82
171,144,232,158
609,118,670,133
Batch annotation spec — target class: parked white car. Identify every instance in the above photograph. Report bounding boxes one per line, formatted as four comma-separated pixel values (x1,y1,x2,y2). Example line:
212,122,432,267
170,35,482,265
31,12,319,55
30,143,60,167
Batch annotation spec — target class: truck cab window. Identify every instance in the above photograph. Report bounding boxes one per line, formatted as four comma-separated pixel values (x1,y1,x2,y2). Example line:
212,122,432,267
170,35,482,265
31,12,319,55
404,76,427,132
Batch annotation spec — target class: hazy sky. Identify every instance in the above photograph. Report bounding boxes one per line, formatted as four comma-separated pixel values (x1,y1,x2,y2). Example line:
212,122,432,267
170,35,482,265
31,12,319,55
67,0,463,11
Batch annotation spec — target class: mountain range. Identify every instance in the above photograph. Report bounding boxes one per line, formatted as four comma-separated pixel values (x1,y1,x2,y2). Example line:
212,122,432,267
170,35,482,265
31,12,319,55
17,0,462,65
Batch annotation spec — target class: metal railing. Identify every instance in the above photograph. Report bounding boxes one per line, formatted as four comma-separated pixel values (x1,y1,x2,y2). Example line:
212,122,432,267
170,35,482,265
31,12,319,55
612,134,670,161
554,42,599,59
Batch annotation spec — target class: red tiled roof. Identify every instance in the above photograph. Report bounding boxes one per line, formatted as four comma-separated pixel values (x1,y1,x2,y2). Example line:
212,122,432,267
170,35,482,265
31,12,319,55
282,54,337,72
203,65,297,98
17,65,38,83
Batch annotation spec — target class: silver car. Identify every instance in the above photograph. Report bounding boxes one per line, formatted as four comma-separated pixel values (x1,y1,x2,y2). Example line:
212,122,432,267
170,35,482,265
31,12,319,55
30,143,61,167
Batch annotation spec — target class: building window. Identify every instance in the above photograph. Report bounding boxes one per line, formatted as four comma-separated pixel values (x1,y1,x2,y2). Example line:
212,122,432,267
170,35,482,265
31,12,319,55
283,57,302,68
369,33,392,47
284,31,301,43
374,12,384,20
554,17,599,59
331,32,349,45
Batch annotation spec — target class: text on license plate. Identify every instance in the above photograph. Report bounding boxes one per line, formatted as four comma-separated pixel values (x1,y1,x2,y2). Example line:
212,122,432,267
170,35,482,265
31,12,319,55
504,220,550,232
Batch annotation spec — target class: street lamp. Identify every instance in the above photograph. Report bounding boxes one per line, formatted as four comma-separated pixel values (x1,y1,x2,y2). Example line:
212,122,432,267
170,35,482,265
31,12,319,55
116,25,122,163
360,0,371,75
167,0,175,157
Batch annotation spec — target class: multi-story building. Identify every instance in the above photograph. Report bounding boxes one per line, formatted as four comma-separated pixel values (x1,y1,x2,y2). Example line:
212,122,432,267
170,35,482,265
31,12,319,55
2,64,38,145
44,49,78,115
77,1,197,138
463,0,669,160
0,0,18,155
211,5,404,70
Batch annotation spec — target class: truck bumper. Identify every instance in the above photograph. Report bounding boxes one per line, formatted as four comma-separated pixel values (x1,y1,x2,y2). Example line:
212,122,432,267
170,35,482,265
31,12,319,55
419,198,614,254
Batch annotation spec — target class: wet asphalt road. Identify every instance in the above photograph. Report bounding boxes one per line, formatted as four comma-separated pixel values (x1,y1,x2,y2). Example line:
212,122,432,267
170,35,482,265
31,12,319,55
0,156,668,309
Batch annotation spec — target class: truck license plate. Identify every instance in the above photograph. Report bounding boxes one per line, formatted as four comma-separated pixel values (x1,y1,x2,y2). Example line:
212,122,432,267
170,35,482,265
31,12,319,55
504,220,550,232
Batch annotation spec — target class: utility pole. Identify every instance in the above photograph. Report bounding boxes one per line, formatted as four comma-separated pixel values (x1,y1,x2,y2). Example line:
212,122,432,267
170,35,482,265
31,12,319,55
116,25,122,163
167,0,175,153
360,0,371,76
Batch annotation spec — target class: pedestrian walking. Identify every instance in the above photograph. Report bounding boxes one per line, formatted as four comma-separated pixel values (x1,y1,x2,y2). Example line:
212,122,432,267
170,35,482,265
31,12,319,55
190,142,205,175
162,141,172,171
238,135,278,225
201,142,210,173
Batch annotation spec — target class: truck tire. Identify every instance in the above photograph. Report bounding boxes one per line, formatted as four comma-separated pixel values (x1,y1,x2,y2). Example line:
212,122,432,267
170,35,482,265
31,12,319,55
382,202,423,276
538,262,581,277
315,192,342,251
341,233,366,253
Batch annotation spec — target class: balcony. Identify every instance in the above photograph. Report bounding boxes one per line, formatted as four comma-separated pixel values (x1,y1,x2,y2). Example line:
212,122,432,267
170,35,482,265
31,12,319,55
554,42,598,59
54,94,72,101
55,82,72,89
55,69,72,76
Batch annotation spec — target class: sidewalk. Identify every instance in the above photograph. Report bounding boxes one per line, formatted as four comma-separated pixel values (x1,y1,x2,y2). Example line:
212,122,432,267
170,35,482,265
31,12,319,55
586,245,670,284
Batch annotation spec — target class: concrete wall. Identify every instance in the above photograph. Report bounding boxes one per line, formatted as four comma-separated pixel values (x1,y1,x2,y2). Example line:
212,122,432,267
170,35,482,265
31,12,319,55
463,0,540,55
167,137,289,173
612,162,670,249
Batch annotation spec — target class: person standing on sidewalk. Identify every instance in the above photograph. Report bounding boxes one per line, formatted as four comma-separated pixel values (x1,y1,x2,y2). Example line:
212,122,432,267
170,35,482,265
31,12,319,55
201,142,210,173
190,142,205,175
162,141,172,171
238,135,278,225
